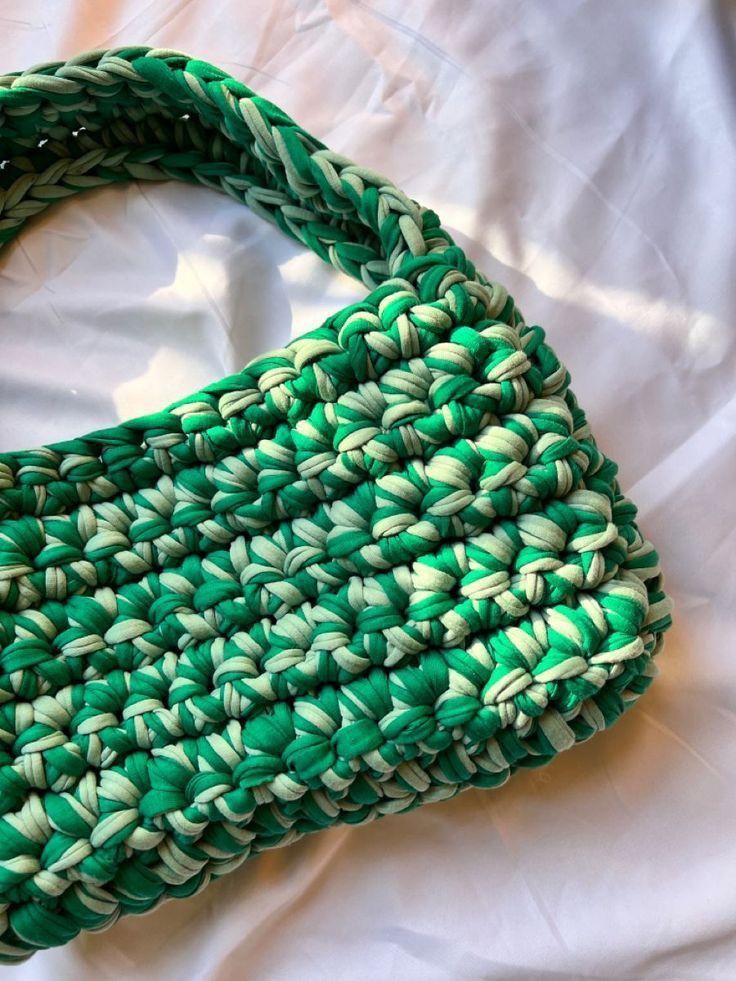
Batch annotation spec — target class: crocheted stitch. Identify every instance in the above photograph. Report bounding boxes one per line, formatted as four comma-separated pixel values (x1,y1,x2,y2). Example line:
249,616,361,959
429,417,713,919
0,47,672,960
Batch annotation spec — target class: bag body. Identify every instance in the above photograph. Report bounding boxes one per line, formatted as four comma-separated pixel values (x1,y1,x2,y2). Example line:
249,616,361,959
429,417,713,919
0,47,672,960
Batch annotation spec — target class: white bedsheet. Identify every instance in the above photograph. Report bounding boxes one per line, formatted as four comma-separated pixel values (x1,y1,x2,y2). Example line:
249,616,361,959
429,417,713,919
1,2,734,978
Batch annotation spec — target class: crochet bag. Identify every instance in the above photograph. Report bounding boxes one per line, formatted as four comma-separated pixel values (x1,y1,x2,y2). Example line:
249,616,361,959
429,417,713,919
0,47,672,960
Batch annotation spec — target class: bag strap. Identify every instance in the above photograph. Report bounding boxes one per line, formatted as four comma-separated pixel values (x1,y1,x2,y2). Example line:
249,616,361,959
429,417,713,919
0,47,465,287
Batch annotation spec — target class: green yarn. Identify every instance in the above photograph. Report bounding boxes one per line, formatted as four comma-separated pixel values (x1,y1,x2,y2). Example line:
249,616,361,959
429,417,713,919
0,47,672,961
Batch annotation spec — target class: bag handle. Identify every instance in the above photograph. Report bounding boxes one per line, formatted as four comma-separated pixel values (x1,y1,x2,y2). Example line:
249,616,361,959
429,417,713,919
0,47,461,287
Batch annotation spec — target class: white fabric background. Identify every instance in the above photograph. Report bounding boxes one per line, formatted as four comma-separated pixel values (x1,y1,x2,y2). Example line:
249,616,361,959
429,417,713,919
0,2,734,978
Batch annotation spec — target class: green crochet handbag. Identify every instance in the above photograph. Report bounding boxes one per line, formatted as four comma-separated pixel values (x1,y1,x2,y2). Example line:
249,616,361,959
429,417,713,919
0,47,672,961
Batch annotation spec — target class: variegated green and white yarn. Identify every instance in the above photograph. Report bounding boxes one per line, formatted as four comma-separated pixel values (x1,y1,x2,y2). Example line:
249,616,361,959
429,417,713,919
0,47,672,960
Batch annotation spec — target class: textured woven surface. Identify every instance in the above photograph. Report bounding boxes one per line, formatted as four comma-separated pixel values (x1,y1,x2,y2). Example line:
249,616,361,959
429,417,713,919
0,47,671,961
